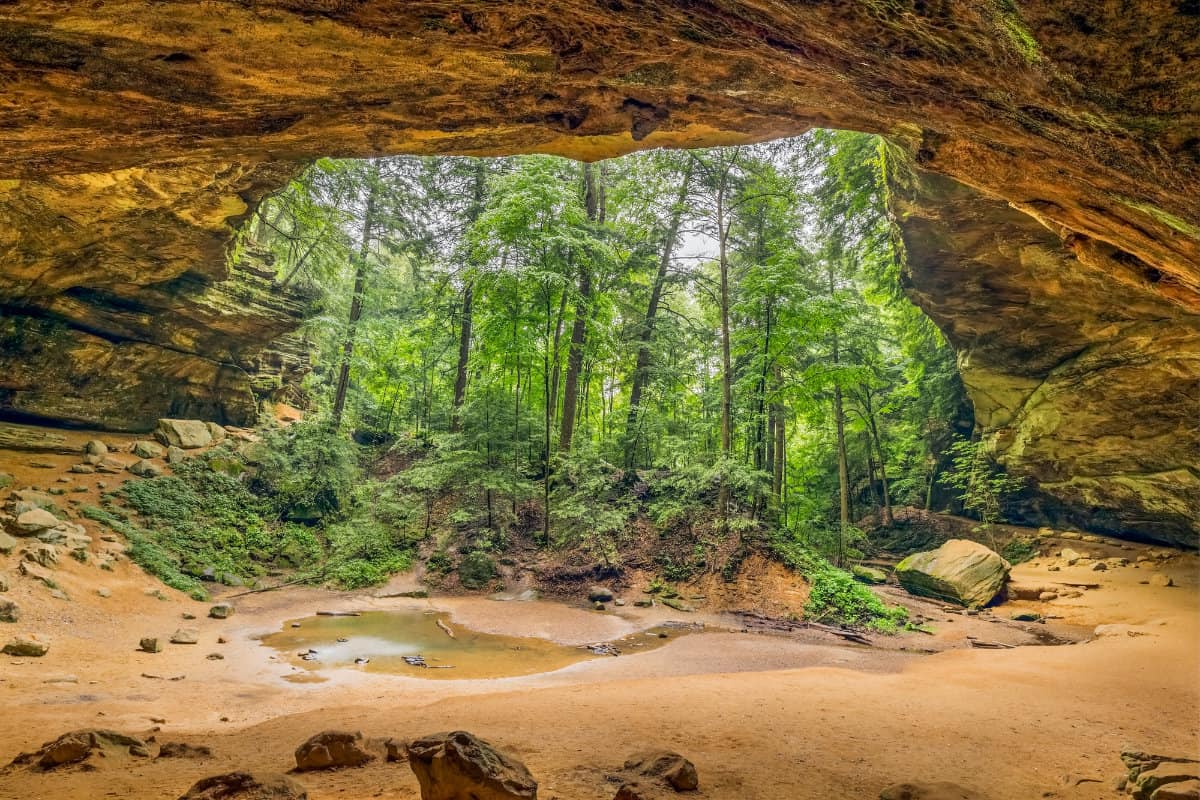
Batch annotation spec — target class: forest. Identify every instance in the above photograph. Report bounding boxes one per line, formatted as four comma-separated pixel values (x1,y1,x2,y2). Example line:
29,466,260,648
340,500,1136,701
102,132,1016,629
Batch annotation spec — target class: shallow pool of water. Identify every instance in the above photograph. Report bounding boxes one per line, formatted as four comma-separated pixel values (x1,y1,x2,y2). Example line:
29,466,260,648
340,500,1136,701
263,610,694,680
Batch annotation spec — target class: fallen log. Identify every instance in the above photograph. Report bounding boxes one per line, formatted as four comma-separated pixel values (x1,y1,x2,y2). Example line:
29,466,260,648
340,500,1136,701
316,611,361,617
435,619,455,639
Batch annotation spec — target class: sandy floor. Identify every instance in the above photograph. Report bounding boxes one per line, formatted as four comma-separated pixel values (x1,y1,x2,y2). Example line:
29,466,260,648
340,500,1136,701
0,429,1197,799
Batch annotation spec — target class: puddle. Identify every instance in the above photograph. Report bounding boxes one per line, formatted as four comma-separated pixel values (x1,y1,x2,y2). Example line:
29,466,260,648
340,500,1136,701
262,610,697,680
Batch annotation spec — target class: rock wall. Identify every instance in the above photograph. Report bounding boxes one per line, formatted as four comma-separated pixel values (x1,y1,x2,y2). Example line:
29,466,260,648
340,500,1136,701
0,250,312,431
0,1,1196,543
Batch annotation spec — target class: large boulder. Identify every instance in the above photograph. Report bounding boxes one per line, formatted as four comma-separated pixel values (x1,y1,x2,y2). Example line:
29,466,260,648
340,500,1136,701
179,771,308,800
156,419,214,449
406,731,538,800
132,440,164,459
3,634,49,656
895,539,1010,608
293,730,374,771
15,508,59,533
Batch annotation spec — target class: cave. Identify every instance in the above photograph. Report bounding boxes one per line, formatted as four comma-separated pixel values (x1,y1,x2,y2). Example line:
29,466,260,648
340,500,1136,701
0,4,1198,798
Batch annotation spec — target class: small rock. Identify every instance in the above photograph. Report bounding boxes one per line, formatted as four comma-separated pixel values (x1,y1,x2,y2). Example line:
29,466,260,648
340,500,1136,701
96,457,127,474
1011,611,1041,622
140,637,163,653
0,573,8,592
634,600,654,608
3,634,50,656
170,629,199,645
880,782,986,799
131,440,164,459
179,771,308,800
1038,591,1058,601
294,730,375,771
594,601,607,611
68,464,96,474
128,459,163,478
166,446,187,465
157,742,213,759
182,612,196,620
84,440,108,456
1092,561,1107,571
0,532,18,554
16,508,59,533
1149,574,1174,587
614,598,626,607
209,603,234,619
205,422,227,444
385,738,406,762
1059,547,1083,565
624,751,699,792
588,586,615,603
97,588,111,598
0,600,21,623
206,653,224,661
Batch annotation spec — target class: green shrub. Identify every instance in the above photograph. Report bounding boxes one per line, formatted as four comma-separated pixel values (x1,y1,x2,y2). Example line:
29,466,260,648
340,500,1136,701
458,550,496,589
322,517,414,589
771,535,907,632
1001,536,1038,565
252,421,360,519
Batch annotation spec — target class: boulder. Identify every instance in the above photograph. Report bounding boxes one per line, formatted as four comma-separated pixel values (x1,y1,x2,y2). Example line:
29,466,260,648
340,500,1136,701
209,603,235,619
0,531,18,554
0,600,20,622
0,573,8,592
178,771,308,800
406,730,538,800
96,456,128,474
623,751,699,791
129,459,164,478
895,539,1010,608
236,440,269,465
1152,780,1200,799
167,445,187,464
852,565,889,584
23,543,59,567
155,419,214,449
132,440,165,459
205,422,227,444
170,628,199,644
15,508,59,533
293,730,375,771
1149,574,1174,587
880,783,987,799
614,784,654,800
68,464,96,474
84,440,108,457
140,637,163,653
3,634,50,656
588,586,615,603
8,729,150,770
157,742,214,759
1134,765,1200,800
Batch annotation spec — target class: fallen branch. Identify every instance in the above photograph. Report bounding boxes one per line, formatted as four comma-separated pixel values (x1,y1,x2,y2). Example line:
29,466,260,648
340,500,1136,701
225,577,308,598
967,639,1015,649
316,611,361,617
435,619,455,639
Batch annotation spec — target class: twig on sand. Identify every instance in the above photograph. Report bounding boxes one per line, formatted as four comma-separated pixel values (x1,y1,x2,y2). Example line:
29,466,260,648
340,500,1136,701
967,639,1015,649
225,577,309,598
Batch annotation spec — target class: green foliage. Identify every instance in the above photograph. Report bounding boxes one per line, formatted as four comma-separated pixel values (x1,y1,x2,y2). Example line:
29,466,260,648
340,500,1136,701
1001,535,1038,565
940,438,1024,533
322,517,414,589
81,505,209,600
458,550,497,589
771,534,907,631
252,421,361,519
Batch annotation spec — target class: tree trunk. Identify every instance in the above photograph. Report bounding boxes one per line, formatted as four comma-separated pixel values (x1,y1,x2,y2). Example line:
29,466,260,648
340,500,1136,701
623,162,692,467
450,161,488,432
829,262,850,566
560,162,604,453
331,179,378,429
717,180,733,517
772,372,785,503
863,391,894,525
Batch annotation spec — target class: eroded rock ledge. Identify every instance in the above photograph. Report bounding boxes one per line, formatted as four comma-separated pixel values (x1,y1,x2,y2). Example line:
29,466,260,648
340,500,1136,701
0,1,1196,544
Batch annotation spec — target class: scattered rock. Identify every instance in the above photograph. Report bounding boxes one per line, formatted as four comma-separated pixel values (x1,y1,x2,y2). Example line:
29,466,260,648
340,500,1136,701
178,771,308,800
634,599,654,608
1038,591,1058,602
406,730,537,800
170,629,199,645
293,730,375,771
1092,561,1107,571
1059,531,1082,540
128,459,163,478
6,638,52,657
879,783,986,799
9,729,149,770
895,539,1010,608
207,653,224,660
24,542,60,567
157,742,213,759
614,783,654,800
624,751,699,791
614,598,626,606
0,600,20,623
96,457,128,474
1059,548,1083,565
205,422,227,444
18,559,55,587
140,637,163,653
209,603,234,619
0,531,18,554
588,586,615,603
0,573,8,592
84,440,108,457
68,464,95,474
155,419,214,449
15,507,59,532
385,738,406,762
1011,611,1041,622
1133,765,1200,799
97,587,111,598
852,564,889,584
1149,574,1174,587
593,601,607,611
1151,780,1200,799
167,446,187,464
132,440,164,459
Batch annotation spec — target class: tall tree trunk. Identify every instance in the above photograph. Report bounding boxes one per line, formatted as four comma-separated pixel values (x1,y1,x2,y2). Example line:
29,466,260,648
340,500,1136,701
772,368,785,502
717,180,733,517
829,264,850,566
331,180,378,429
560,161,604,452
549,285,569,422
450,161,488,432
624,162,692,467
863,391,894,525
